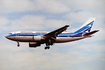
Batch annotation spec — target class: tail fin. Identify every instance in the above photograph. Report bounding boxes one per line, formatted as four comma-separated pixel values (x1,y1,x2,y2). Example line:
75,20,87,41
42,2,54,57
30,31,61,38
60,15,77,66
74,17,96,34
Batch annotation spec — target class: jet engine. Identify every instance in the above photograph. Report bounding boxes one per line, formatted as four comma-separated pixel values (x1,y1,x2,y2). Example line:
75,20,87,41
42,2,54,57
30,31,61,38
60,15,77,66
29,42,41,47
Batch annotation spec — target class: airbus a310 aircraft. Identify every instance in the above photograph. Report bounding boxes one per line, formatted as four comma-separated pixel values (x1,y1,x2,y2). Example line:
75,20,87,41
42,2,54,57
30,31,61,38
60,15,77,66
5,18,99,50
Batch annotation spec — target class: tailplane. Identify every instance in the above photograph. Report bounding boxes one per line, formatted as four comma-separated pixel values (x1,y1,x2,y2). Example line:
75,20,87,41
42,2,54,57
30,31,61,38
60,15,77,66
83,30,99,37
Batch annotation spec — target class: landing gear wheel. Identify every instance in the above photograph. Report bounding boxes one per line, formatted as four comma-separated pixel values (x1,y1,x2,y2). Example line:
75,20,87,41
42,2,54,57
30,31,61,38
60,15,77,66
44,47,50,50
17,44,20,47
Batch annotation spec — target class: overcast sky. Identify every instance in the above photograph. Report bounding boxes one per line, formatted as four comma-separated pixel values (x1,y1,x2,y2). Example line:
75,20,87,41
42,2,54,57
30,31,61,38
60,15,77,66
0,0,105,70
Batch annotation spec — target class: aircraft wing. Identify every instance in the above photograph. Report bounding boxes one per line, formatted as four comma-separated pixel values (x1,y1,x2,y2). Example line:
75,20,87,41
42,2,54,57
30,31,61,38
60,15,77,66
44,25,70,37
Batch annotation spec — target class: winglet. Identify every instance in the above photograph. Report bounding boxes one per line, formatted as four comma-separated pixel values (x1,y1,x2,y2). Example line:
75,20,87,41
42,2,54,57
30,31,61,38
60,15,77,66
65,25,70,27
65,24,71,27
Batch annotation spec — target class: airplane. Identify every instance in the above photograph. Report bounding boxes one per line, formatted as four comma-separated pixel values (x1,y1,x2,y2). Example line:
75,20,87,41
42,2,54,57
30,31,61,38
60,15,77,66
5,18,99,50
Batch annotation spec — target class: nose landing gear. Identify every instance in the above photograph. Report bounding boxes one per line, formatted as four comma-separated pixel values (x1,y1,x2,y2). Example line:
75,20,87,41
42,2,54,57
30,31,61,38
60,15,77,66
17,41,20,47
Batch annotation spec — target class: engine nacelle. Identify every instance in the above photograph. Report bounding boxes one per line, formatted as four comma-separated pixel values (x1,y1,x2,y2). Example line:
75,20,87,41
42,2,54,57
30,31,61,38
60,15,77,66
29,42,41,47
34,36,43,41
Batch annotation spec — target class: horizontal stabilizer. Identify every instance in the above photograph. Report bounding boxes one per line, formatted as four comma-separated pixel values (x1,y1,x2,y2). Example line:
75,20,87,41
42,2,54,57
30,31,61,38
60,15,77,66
83,30,99,36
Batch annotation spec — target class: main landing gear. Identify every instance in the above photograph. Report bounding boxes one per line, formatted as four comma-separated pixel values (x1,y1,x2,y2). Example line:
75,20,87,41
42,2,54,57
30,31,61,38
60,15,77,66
44,39,54,50
17,41,20,47
44,42,50,50
44,46,50,50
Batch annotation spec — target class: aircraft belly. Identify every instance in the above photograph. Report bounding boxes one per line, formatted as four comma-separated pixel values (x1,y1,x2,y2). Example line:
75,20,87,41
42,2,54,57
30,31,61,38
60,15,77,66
55,37,84,43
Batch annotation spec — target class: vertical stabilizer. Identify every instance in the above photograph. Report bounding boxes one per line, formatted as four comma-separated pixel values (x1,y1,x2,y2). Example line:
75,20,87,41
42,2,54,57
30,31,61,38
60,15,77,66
74,17,96,34
79,18,96,30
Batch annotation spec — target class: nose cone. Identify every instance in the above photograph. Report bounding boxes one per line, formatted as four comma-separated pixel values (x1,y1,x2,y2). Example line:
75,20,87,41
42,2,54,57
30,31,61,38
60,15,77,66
5,36,10,39
5,35,13,40
5,36,8,39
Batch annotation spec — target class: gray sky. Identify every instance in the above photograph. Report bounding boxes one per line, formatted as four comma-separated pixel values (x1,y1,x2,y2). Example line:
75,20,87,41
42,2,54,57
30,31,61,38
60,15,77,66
0,0,105,70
